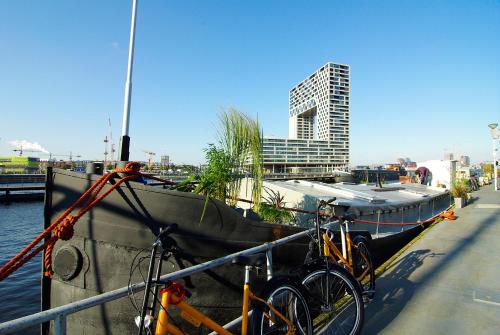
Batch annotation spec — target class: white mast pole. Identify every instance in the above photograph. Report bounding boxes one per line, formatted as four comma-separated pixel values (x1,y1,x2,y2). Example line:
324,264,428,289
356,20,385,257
119,0,138,161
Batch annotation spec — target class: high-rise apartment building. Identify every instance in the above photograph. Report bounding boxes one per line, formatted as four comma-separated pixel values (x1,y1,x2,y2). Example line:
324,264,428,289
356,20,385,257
460,155,470,166
289,63,350,144
262,62,350,173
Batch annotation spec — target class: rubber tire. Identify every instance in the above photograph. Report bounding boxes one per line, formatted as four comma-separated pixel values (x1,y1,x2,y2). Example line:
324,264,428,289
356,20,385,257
352,237,376,299
251,275,312,335
301,262,364,335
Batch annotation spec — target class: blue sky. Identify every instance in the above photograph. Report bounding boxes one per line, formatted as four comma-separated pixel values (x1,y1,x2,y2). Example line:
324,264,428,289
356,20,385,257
0,0,499,165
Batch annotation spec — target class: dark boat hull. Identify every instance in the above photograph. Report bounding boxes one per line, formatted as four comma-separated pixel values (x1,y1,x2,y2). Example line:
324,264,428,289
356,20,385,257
43,169,433,334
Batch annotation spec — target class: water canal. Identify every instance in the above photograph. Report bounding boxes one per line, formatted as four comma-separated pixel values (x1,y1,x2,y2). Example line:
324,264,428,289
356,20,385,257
0,202,43,335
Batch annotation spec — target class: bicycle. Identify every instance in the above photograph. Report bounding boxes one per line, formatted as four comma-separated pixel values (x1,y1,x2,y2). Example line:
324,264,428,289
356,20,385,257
299,198,366,335
317,198,376,299
130,223,312,335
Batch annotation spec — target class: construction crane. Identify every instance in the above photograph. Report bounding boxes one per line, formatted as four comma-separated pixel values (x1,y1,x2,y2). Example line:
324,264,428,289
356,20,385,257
104,136,109,165
48,152,81,161
108,118,115,163
103,118,116,166
13,146,39,156
142,149,156,169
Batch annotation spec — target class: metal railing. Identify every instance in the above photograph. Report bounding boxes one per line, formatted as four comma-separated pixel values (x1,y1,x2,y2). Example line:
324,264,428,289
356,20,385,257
0,228,313,335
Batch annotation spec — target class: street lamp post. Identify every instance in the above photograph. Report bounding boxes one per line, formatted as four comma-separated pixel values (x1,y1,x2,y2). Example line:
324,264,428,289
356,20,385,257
488,123,499,191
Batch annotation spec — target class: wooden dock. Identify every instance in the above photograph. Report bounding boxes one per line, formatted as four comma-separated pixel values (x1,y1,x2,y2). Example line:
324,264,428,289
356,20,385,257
0,185,45,204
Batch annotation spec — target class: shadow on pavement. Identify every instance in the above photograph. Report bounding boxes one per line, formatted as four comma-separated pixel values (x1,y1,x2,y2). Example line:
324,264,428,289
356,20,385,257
363,210,497,334
363,249,443,334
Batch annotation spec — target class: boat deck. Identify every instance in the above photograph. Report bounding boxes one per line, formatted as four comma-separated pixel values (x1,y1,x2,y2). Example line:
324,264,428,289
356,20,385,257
269,180,447,207
259,180,451,236
363,184,500,334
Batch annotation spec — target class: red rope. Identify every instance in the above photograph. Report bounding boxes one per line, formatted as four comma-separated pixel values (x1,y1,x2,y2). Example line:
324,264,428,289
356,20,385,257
236,197,454,226
0,162,174,281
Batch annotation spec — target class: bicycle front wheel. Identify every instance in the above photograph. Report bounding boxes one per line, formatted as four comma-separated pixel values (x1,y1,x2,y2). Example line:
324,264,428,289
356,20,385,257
352,237,375,299
302,264,364,335
252,275,312,335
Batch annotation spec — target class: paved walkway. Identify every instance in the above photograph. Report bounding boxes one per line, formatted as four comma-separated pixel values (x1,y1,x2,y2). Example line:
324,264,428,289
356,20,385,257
363,184,500,335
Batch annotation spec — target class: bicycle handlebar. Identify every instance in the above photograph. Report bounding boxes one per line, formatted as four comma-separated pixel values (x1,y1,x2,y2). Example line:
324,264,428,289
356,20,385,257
157,223,178,240
317,198,358,222
154,224,178,249
318,197,336,209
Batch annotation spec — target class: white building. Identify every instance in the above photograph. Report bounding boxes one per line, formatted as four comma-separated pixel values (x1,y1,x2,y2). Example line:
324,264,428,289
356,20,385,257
263,62,350,173
262,138,347,173
160,155,170,167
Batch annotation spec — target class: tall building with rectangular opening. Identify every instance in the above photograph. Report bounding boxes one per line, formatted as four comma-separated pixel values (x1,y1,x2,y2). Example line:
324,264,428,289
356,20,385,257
262,62,350,174
289,62,350,161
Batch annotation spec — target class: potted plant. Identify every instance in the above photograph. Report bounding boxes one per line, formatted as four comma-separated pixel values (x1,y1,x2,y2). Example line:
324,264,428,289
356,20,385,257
451,179,468,208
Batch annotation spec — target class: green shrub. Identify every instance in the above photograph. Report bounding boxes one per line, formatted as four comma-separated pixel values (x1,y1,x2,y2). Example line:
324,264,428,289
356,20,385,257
257,203,294,224
194,145,233,201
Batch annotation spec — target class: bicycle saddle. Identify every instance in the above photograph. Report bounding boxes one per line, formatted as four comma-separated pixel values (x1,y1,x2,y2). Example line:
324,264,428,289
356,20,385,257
341,212,358,221
232,253,266,267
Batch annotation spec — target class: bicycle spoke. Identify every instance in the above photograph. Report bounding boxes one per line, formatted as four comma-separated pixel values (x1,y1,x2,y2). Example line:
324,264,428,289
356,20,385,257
302,266,363,335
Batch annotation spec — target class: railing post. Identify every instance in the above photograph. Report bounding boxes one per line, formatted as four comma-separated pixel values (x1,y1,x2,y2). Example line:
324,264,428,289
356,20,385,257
54,314,66,335
376,210,380,238
401,207,404,232
266,248,273,280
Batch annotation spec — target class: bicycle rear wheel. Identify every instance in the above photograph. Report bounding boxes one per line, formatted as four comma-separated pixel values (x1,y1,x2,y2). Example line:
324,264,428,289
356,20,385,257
301,263,364,335
352,237,375,299
252,275,312,335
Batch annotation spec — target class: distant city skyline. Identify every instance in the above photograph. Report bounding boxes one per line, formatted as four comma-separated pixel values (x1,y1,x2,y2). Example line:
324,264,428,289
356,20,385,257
0,1,499,165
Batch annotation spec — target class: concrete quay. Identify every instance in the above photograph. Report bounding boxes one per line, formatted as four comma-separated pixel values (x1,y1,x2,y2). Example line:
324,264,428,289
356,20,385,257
363,184,500,335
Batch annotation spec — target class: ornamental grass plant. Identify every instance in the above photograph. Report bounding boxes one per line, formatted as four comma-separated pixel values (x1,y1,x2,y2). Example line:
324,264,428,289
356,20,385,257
450,179,469,199
194,108,263,217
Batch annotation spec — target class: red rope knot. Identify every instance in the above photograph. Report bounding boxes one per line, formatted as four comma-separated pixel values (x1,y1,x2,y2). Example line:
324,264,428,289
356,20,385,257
54,216,76,241
125,161,141,171
113,161,142,175
439,210,456,221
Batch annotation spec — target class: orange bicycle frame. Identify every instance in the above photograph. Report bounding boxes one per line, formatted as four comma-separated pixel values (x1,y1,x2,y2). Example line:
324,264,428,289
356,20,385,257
154,282,295,335
323,232,353,273
322,228,370,282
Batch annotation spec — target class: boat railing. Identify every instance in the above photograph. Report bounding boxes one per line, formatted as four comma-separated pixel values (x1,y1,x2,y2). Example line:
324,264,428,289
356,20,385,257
0,228,314,335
